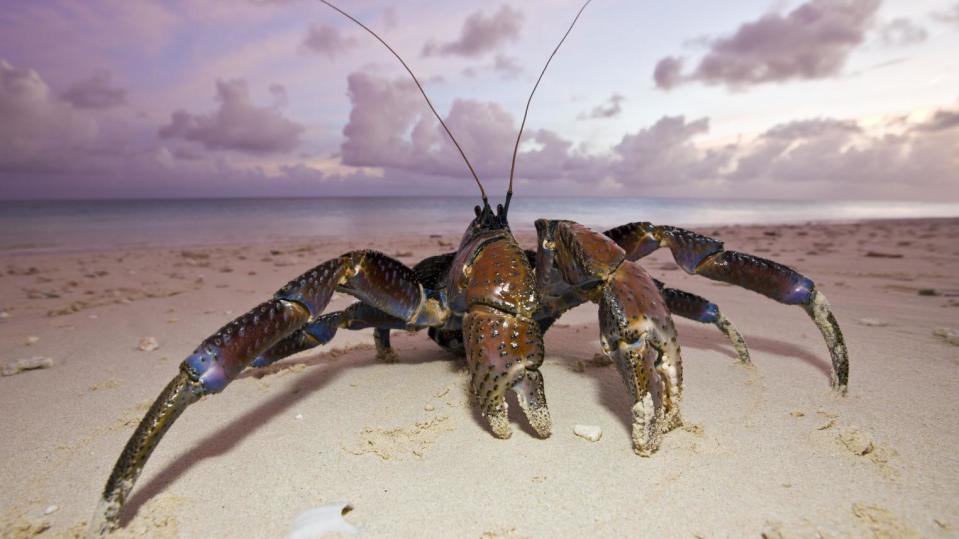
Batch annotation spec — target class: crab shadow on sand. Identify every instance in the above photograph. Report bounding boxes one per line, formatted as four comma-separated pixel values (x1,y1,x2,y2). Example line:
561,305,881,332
552,321,834,435
119,341,456,527
119,321,831,526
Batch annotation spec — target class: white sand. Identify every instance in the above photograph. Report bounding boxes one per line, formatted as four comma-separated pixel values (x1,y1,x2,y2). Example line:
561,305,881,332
1,218,957,538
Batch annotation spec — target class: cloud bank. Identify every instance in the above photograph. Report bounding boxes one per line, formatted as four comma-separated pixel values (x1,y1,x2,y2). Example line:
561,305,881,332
158,79,304,154
422,6,523,57
654,0,880,90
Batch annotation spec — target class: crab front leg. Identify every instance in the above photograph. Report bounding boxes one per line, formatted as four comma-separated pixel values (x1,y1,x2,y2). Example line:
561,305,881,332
536,220,683,456
463,305,551,439
606,222,848,393
89,251,448,536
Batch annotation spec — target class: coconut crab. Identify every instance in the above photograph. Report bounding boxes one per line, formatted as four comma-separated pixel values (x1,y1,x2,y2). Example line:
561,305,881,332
89,1,848,534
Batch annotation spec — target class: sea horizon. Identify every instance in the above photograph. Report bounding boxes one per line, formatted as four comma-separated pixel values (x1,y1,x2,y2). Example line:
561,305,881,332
2,196,958,255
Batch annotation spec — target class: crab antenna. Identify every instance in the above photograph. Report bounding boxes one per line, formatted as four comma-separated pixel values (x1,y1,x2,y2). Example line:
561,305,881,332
319,0,489,204
505,0,592,214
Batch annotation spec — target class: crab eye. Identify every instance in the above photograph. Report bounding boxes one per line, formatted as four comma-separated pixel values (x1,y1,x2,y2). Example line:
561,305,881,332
474,205,482,216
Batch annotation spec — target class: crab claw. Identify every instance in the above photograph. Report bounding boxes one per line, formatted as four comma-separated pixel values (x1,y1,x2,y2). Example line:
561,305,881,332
464,306,552,440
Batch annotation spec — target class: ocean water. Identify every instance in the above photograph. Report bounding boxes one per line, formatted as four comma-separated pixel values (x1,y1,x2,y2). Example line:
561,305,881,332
1,197,957,254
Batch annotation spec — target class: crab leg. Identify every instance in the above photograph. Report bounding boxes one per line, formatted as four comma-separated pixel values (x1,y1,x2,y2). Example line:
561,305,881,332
652,279,751,365
251,302,408,368
90,251,449,536
525,246,750,364
536,220,683,456
605,222,848,393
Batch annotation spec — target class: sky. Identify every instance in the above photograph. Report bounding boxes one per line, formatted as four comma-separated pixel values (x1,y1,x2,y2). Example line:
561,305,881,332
1,0,958,201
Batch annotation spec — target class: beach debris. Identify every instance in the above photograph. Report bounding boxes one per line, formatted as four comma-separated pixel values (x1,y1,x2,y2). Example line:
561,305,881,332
294,413,304,421
138,336,160,352
918,288,940,296
424,404,435,411
838,428,874,456
288,503,357,539
932,327,959,346
44,504,59,515
864,251,903,258
24,335,40,345
7,265,39,276
573,424,603,442
3,516,51,536
790,410,805,417
0,310,10,321
89,378,121,392
852,503,918,538
346,415,450,460
180,250,209,260
858,318,888,327
2,356,54,376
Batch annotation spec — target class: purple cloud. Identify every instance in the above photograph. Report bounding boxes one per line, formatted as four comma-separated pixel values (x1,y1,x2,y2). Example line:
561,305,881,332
422,6,523,57
914,101,959,132
610,116,731,186
654,0,880,90
158,79,304,154
653,56,684,90
302,23,357,59
581,94,626,120
340,71,595,182
726,115,959,197
878,17,928,47
61,70,127,109
492,54,523,78
0,59,97,173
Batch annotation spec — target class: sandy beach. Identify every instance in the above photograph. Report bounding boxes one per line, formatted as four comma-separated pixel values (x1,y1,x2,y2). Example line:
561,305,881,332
1,218,957,538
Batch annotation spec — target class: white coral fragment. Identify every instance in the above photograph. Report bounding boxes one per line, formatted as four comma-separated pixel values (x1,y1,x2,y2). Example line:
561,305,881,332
288,502,357,539
573,424,603,442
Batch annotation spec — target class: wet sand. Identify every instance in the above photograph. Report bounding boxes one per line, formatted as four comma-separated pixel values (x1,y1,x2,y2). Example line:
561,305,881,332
1,218,957,538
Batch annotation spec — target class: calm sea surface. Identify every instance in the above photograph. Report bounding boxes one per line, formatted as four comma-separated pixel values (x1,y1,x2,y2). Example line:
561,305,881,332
1,197,957,254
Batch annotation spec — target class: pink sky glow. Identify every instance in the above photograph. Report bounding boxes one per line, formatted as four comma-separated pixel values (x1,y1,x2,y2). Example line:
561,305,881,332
1,0,958,201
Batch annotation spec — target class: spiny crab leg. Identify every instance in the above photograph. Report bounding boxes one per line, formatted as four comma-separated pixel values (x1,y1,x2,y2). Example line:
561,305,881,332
89,251,449,536
652,279,751,365
250,302,407,369
605,222,849,393
88,372,203,535
89,297,312,536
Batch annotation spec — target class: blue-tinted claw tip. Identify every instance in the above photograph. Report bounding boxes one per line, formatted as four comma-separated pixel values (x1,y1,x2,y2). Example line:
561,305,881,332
183,349,229,393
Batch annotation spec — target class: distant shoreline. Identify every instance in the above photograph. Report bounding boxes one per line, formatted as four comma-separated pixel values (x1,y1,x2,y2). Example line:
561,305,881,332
2,216,956,257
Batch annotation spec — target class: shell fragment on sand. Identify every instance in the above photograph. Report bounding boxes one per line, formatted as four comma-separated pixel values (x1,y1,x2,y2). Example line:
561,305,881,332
858,318,888,327
2,356,54,376
137,336,160,351
288,503,357,539
573,424,603,442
